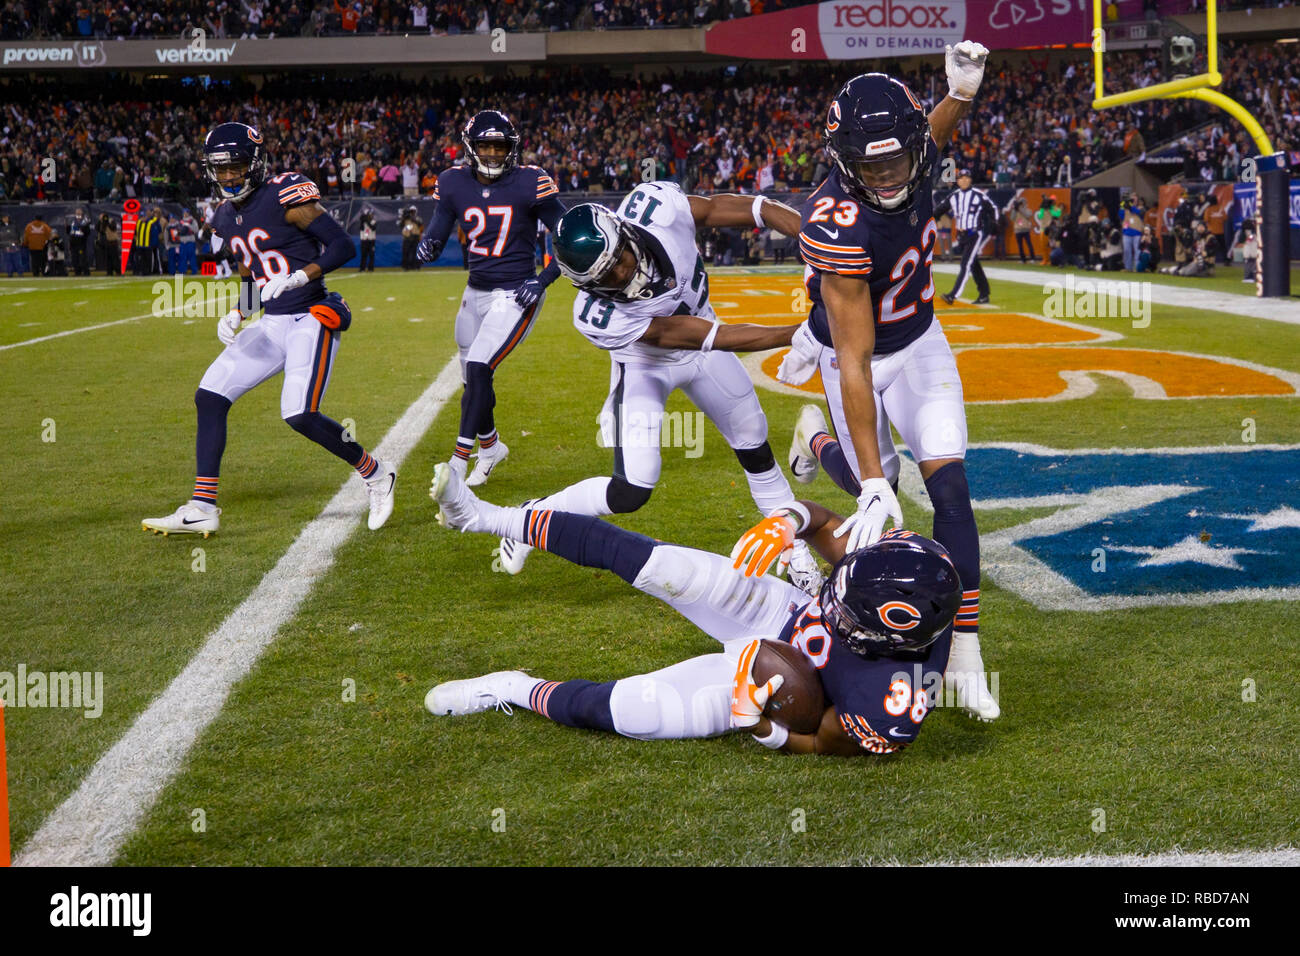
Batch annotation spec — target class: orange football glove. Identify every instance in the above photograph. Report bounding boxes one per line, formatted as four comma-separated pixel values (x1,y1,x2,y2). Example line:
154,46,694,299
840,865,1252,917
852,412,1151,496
730,639,785,729
730,514,797,577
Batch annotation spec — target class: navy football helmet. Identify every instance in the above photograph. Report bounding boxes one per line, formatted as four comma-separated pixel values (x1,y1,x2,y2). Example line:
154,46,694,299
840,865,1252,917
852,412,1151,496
824,73,933,215
819,531,961,657
203,122,266,203
463,110,520,180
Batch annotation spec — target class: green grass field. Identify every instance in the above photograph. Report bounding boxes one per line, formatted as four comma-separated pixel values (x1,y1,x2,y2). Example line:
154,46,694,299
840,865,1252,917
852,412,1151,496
5,266,1299,865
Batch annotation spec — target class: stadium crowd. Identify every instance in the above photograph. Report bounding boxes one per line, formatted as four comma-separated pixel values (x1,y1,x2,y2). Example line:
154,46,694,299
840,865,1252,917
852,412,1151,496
0,0,813,39
5,0,1300,39
0,41,1293,204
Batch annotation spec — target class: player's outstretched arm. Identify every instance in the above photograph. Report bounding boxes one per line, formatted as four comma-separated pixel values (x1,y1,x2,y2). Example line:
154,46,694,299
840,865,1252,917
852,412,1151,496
823,273,883,483
730,499,847,578
284,201,355,281
687,193,801,237
751,709,865,757
929,40,989,145
637,313,798,352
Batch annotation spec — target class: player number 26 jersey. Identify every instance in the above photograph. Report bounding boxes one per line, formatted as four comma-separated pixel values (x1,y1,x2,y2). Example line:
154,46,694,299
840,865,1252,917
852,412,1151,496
212,170,328,315
571,181,712,367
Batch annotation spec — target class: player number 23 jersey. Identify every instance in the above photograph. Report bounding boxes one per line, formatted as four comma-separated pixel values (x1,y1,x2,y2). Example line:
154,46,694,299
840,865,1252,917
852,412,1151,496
801,165,940,356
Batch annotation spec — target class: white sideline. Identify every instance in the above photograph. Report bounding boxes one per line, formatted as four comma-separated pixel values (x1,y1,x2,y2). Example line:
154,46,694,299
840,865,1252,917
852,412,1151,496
14,356,461,867
932,262,1300,325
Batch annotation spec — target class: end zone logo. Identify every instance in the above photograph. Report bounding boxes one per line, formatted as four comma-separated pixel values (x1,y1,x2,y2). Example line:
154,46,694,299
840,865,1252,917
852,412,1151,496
958,443,1300,610
831,0,956,28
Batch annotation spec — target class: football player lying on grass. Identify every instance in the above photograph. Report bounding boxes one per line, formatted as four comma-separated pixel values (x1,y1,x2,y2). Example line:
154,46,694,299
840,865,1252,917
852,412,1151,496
427,463,965,756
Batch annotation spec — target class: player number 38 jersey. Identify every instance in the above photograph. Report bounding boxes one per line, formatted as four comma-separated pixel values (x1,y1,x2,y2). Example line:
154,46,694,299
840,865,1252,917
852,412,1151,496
572,181,712,367
801,151,941,357
776,594,952,754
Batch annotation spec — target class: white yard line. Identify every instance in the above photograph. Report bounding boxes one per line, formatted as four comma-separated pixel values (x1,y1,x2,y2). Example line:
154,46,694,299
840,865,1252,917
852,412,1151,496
979,846,1300,867
1,274,366,352
932,263,1300,325
0,312,154,351
14,356,460,867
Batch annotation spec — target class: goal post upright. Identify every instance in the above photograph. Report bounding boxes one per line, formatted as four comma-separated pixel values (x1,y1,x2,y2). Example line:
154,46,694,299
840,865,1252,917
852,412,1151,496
1090,0,1290,297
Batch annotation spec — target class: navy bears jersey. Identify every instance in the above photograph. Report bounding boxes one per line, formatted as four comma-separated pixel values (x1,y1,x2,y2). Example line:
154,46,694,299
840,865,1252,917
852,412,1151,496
800,139,941,356
426,164,563,291
212,171,329,315
775,592,952,754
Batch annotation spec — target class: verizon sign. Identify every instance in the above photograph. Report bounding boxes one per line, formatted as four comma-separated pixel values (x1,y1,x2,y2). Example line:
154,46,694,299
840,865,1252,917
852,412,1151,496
820,0,966,53
154,43,237,64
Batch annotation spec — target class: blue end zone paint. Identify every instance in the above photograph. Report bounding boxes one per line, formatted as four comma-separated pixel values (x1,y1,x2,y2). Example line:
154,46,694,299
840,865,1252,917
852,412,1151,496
964,444,1300,602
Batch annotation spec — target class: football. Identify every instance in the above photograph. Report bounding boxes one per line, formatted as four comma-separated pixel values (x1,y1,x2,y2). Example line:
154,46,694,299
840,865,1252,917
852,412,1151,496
752,639,825,735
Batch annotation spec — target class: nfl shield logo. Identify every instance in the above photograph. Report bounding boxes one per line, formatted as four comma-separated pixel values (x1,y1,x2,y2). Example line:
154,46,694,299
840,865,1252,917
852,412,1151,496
482,189,490,198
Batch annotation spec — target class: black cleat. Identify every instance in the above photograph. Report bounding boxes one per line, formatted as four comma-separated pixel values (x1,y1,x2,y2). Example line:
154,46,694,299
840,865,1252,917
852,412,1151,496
973,295,990,305
940,292,955,305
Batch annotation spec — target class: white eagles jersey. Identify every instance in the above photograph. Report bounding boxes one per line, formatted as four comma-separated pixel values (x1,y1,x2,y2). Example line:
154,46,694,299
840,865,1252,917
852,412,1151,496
571,181,713,366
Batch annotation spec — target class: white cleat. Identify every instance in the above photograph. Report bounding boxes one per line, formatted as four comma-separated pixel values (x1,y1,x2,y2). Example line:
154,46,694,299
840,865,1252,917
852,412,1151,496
425,670,532,716
944,632,1001,721
430,462,484,532
466,440,509,488
494,498,538,575
141,502,220,538
365,459,397,530
789,404,827,485
786,539,825,595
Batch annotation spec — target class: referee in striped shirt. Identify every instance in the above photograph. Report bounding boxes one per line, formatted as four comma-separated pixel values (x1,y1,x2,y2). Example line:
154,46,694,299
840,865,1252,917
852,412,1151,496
939,169,995,305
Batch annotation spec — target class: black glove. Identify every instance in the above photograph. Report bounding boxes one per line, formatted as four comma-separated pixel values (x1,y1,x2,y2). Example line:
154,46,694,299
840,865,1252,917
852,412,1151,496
416,237,444,263
514,277,544,309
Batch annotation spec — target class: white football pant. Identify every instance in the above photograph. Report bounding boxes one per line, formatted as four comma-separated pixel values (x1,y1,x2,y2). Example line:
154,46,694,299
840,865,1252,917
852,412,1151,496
819,317,967,484
607,544,808,740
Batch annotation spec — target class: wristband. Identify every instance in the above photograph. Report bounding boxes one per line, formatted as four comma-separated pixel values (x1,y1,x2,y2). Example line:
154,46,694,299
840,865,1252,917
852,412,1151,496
777,501,811,533
753,721,789,750
239,272,256,316
751,195,766,228
699,319,722,353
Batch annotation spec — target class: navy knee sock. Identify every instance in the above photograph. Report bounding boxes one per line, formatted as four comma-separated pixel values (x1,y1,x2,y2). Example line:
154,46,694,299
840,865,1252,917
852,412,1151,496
810,431,862,496
193,388,231,504
527,679,617,733
925,461,980,634
284,410,367,468
456,361,496,461
520,510,656,585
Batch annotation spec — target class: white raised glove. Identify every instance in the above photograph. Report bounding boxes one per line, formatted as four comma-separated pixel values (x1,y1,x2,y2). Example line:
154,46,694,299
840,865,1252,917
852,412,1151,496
945,40,989,102
777,321,822,385
833,477,903,553
217,308,244,346
260,268,310,303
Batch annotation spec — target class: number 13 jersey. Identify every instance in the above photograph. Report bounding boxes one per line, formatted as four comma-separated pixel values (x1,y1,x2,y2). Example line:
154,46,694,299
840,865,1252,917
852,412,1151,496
572,181,713,367
799,148,941,357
